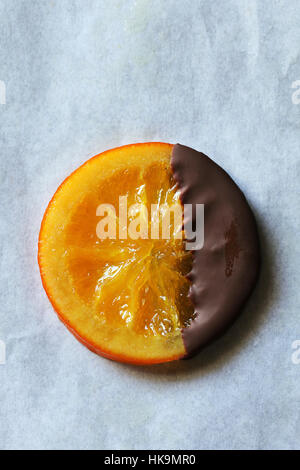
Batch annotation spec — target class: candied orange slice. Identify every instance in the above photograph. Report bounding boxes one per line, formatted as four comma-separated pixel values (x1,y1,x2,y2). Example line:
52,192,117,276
38,143,194,364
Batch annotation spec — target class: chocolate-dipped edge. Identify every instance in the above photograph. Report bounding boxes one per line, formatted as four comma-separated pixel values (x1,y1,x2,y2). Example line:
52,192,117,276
171,144,260,358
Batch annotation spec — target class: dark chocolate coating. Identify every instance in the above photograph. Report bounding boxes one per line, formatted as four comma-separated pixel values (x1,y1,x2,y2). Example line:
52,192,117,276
171,144,260,357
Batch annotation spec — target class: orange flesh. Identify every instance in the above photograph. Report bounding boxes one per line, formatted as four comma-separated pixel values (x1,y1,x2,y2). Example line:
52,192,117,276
38,143,194,364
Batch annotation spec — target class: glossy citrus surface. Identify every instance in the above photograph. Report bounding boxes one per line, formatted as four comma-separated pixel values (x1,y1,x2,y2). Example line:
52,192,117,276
38,143,194,364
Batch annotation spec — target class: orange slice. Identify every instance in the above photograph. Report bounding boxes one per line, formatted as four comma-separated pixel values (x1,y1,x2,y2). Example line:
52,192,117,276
38,143,194,364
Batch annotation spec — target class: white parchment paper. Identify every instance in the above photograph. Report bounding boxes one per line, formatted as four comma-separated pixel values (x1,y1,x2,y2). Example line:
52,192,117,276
0,0,300,450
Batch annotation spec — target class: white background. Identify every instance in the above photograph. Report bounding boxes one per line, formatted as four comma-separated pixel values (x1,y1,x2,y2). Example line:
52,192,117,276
0,0,300,450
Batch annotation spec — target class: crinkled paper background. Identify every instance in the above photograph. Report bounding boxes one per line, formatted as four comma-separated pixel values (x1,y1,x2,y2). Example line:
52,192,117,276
0,0,300,450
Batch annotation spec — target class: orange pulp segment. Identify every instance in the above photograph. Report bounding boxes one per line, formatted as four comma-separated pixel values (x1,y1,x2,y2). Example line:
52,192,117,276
38,143,194,364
